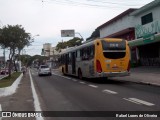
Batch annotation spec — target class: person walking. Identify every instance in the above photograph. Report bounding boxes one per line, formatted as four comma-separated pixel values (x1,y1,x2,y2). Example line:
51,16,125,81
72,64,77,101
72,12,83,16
21,66,26,75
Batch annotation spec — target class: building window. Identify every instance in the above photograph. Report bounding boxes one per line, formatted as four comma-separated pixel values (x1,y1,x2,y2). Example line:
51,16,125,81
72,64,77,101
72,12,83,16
141,13,153,25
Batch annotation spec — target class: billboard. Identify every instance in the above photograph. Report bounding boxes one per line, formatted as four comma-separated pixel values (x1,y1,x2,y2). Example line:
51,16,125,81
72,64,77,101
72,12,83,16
61,30,75,37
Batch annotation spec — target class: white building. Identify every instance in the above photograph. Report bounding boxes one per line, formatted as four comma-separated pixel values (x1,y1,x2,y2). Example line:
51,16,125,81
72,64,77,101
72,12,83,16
43,43,54,56
96,0,160,66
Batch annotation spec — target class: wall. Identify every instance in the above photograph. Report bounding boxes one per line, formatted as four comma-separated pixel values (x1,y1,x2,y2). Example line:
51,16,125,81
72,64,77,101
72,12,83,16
100,15,134,38
133,5,160,38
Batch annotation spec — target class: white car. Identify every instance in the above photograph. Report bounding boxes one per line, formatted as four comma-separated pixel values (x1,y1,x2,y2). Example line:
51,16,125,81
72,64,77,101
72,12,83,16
38,65,52,76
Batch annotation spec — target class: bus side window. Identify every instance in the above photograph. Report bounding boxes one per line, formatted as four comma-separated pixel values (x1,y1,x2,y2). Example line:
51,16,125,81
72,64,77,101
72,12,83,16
80,49,84,60
90,45,95,58
83,47,89,60
69,53,72,64
77,50,80,58
75,51,77,58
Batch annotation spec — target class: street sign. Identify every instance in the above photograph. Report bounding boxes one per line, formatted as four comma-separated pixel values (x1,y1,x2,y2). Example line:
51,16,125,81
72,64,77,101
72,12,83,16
61,30,75,37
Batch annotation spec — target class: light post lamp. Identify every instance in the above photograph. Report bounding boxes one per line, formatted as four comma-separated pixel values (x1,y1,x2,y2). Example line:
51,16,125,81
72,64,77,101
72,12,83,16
75,32,84,41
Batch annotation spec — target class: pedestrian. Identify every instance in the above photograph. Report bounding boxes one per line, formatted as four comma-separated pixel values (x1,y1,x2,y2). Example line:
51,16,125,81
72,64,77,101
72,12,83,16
21,66,26,75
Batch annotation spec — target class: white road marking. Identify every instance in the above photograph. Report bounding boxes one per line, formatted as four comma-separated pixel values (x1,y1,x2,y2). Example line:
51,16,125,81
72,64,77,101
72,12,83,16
103,89,118,94
79,81,86,84
123,98,155,106
52,73,72,80
88,85,98,88
123,98,141,105
0,104,2,120
29,70,44,120
72,79,78,82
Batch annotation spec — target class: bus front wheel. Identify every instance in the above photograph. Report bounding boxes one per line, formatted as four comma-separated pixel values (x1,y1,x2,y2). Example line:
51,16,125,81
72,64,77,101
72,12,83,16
62,67,65,75
78,69,82,80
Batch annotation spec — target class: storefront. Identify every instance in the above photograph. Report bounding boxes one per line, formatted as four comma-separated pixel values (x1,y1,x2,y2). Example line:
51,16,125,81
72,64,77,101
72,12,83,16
129,33,160,66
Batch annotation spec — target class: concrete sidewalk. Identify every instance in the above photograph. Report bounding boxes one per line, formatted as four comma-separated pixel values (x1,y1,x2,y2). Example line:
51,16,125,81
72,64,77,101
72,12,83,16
111,66,160,86
0,71,35,120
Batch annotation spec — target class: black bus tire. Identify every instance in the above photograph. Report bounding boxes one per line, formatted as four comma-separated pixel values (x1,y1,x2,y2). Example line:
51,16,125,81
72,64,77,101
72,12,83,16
78,69,82,80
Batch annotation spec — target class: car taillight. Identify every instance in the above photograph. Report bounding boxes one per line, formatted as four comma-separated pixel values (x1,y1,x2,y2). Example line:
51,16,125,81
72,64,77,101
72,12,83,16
96,60,102,73
127,60,131,72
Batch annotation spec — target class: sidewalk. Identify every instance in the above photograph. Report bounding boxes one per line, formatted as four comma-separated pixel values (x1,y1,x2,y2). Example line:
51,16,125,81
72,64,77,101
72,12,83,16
111,66,160,86
0,71,35,120
53,66,160,86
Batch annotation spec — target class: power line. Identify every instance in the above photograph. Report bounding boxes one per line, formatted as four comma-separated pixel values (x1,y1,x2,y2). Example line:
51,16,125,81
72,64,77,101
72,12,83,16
47,0,148,9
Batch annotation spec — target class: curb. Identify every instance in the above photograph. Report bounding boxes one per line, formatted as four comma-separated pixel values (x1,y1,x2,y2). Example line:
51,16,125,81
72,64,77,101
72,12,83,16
0,75,9,80
138,81,160,87
0,73,23,97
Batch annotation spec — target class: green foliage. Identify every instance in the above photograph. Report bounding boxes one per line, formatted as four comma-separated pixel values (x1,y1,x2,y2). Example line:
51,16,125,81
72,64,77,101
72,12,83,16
0,25,31,50
27,55,47,66
0,72,21,88
0,24,32,76
56,37,82,51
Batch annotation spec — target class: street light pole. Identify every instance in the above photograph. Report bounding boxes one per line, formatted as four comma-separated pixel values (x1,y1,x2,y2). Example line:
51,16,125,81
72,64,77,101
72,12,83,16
75,32,84,41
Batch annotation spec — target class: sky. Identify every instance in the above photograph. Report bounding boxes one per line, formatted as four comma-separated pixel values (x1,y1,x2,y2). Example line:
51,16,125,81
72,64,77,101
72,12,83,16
0,0,154,58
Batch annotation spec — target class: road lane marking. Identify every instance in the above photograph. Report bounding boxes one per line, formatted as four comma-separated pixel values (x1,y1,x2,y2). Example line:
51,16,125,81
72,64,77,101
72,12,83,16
103,89,118,94
123,98,155,106
123,98,141,105
88,85,98,88
29,70,44,120
79,81,86,84
52,73,72,80
72,79,78,82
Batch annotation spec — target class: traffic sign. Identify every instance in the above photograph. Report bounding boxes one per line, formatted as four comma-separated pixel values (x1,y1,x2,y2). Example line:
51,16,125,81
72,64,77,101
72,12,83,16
61,30,75,37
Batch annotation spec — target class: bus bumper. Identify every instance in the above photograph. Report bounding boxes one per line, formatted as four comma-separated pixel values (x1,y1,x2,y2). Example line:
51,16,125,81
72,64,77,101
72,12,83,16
96,71,130,77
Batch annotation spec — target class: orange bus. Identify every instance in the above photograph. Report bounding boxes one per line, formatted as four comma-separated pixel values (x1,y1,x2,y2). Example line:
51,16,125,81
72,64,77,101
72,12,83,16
60,38,130,79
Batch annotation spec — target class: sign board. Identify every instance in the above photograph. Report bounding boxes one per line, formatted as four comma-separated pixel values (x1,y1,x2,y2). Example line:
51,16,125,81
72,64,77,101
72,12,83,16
61,30,75,37
143,34,155,43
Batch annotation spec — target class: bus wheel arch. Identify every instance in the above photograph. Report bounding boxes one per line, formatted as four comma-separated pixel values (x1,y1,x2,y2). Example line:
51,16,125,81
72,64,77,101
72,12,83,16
78,68,83,79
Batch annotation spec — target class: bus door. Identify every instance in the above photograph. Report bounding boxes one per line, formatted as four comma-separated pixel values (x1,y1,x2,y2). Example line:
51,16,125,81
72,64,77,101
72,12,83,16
65,54,68,73
71,52,76,74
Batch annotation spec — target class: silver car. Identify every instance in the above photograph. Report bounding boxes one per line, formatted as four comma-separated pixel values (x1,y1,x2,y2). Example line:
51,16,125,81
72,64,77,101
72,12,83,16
38,65,52,76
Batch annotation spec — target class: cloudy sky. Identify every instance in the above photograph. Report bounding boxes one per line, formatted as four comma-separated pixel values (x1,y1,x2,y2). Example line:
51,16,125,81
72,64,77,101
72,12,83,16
0,0,154,57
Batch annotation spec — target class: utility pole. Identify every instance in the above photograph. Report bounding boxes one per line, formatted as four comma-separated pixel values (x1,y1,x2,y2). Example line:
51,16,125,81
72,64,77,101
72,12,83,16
75,32,84,41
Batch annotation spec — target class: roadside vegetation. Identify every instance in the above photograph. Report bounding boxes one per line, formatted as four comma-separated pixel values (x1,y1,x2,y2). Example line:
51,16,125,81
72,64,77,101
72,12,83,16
0,72,21,88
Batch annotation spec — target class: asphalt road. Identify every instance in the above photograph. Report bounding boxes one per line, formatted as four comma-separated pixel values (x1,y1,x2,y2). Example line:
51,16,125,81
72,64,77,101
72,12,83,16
30,69,160,120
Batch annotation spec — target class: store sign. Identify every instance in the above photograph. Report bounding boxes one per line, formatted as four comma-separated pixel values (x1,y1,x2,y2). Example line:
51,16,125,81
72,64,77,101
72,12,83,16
135,20,160,39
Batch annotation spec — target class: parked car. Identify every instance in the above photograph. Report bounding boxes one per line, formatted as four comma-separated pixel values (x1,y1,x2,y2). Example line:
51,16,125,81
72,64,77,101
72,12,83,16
38,65,52,76
0,68,9,75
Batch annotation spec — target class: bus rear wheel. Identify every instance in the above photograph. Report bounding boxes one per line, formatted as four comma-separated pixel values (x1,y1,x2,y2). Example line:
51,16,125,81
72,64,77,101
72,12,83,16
78,69,82,80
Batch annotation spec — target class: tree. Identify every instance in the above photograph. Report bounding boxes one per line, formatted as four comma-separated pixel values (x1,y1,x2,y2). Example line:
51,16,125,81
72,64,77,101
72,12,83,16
56,37,82,51
0,25,32,77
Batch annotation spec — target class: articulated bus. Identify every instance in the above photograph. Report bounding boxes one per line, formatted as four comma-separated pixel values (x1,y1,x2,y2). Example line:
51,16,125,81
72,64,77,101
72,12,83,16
60,38,130,79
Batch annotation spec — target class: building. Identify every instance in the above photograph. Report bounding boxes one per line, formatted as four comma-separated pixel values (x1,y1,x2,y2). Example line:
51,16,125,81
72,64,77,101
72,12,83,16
43,43,54,57
88,0,160,66
97,8,138,65
130,0,160,66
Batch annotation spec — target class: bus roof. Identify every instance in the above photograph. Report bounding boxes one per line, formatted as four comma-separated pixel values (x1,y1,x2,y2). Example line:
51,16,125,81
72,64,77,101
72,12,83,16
59,38,125,54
